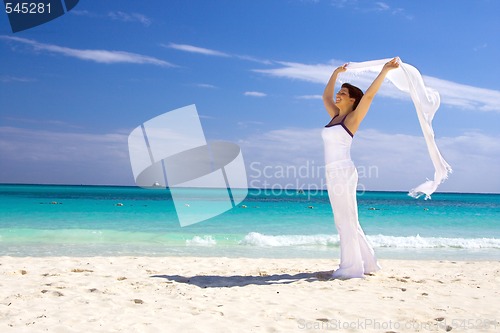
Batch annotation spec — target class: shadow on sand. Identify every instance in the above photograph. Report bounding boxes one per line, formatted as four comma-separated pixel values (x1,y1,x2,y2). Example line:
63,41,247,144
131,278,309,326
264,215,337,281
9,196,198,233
151,271,334,288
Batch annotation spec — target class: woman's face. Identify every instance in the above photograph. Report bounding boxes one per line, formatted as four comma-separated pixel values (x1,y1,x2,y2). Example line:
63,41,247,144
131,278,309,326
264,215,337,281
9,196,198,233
335,88,355,109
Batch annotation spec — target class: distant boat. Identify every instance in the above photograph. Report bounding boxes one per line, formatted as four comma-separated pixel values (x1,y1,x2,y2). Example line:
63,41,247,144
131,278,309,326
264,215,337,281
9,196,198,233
152,182,161,187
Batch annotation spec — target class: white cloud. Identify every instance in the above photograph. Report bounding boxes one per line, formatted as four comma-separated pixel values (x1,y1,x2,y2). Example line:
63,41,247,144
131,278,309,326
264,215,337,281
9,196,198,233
244,91,267,97
195,83,217,89
237,120,265,128
70,10,152,26
2,117,81,128
165,43,230,57
0,127,128,162
295,94,322,100
473,43,488,52
423,76,500,112
255,61,332,84
332,0,412,19
0,75,36,83
0,126,132,185
108,11,152,26
0,36,174,67
391,8,413,19
375,2,390,11
70,9,93,16
331,0,351,9
165,42,272,64
234,54,273,65
254,60,500,112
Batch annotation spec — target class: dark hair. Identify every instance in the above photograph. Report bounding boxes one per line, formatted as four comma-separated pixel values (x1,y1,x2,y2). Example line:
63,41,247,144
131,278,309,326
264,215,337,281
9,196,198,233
341,83,364,110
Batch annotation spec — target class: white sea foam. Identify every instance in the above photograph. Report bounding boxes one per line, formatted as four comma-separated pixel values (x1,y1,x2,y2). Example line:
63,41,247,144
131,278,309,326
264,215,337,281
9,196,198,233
185,235,217,246
368,234,500,249
239,232,500,249
240,232,339,247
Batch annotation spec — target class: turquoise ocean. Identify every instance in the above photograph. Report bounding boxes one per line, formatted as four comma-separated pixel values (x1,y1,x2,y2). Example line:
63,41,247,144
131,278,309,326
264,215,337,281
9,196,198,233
0,184,499,260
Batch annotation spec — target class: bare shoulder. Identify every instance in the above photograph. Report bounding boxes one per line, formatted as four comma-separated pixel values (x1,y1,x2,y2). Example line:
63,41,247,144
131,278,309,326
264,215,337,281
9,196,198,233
343,112,361,135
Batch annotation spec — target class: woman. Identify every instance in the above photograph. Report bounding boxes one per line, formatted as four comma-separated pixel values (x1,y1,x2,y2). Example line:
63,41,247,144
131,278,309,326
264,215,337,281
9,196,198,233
322,57,400,279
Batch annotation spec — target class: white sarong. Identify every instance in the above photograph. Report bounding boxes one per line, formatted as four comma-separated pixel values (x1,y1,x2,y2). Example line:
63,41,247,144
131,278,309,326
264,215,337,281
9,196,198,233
347,58,452,199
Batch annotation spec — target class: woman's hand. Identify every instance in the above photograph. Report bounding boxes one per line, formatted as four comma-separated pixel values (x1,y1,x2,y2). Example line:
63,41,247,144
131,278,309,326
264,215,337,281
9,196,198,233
383,57,400,71
353,57,401,125
333,63,348,75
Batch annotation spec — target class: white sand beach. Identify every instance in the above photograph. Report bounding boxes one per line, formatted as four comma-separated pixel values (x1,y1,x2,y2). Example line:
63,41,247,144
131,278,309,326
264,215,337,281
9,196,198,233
1,257,499,332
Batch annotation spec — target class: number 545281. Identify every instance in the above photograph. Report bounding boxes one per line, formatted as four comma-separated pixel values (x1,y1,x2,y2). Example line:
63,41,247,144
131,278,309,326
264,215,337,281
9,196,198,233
5,2,52,14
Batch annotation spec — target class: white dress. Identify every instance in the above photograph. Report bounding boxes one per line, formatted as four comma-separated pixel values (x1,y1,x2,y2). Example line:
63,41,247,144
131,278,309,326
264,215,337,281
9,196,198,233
322,116,381,279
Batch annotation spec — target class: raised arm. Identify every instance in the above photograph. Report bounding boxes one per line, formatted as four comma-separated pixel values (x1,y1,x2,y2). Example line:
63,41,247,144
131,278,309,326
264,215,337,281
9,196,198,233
348,58,400,128
322,64,347,118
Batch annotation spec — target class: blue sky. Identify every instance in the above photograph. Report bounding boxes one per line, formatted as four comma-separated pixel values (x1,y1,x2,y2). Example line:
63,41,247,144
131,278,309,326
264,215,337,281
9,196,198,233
1,0,499,193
